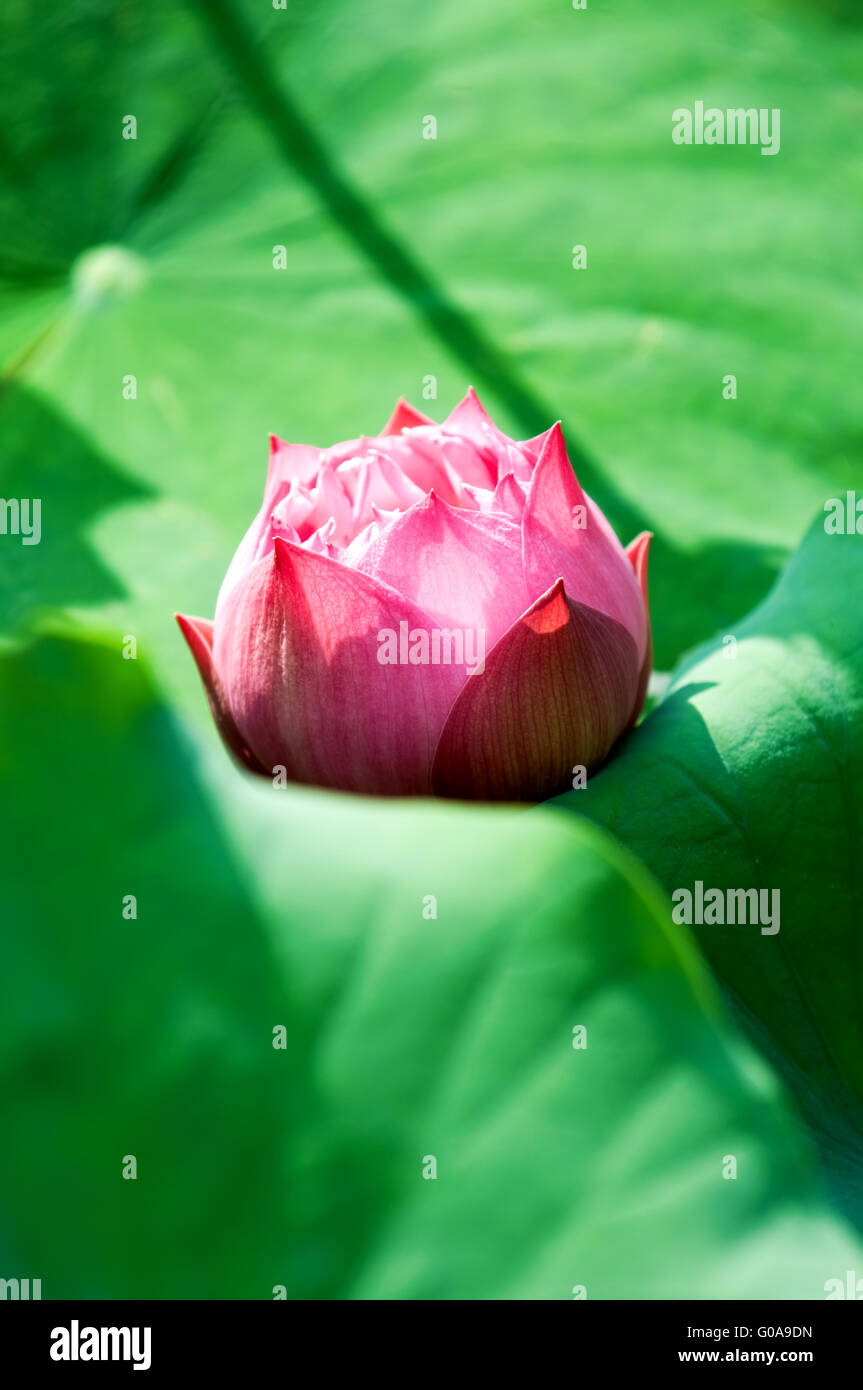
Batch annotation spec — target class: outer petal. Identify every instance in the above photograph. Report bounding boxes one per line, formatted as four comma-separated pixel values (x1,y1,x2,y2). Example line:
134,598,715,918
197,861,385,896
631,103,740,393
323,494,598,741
353,490,532,649
624,530,653,730
431,579,640,802
213,540,465,795
175,613,267,774
522,423,648,663
381,397,435,434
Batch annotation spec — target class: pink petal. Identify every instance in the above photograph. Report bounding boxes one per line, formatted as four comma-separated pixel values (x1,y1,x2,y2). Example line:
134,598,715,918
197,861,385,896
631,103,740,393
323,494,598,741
217,428,330,606
491,471,527,521
519,425,556,469
175,613,266,774
461,472,526,519
340,516,382,566
377,428,493,498
317,434,375,469
353,490,532,649
432,579,641,802
443,386,511,463
444,387,534,481
267,434,321,488
271,481,313,536
624,530,653,730
381,397,435,435
213,540,465,795
361,450,427,512
522,423,648,663
299,464,355,543
304,518,337,555
432,429,499,492
217,467,298,611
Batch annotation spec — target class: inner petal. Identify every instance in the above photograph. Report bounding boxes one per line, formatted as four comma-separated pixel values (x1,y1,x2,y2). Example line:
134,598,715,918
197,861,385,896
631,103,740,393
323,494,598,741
352,492,531,649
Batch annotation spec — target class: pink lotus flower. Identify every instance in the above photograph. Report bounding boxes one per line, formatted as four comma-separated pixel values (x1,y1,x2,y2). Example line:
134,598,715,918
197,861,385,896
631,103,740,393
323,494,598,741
177,390,651,801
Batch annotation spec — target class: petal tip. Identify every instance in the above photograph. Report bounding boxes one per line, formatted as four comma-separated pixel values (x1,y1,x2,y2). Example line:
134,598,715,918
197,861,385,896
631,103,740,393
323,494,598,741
625,530,652,602
175,612,214,666
522,577,569,634
381,397,435,435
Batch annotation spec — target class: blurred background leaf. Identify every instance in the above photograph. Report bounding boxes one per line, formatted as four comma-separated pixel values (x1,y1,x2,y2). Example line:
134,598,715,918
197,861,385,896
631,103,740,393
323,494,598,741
0,631,859,1297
